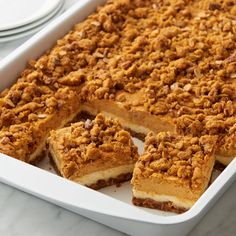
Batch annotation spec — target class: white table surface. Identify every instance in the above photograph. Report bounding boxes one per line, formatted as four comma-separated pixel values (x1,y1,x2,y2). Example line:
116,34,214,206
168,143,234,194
0,1,236,235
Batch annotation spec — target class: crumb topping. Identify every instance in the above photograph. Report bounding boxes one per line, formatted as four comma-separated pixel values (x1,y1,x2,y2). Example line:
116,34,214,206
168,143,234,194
1,0,236,161
49,114,138,178
132,132,216,190
175,113,236,155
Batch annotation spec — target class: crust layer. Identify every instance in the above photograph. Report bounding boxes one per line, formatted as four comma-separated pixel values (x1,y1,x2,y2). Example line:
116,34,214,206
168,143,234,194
88,172,132,190
132,197,186,214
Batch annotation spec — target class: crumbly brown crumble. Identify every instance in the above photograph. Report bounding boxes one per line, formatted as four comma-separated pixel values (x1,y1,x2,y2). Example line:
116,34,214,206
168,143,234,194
0,0,236,161
48,114,138,179
132,132,216,190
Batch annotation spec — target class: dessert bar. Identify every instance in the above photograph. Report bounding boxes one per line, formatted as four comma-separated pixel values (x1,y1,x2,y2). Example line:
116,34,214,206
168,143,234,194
132,132,216,213
48,114,138,189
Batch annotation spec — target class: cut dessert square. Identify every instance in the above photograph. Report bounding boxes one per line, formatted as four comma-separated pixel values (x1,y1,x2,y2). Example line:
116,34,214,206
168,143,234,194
48,114,138,189
131,132,217,213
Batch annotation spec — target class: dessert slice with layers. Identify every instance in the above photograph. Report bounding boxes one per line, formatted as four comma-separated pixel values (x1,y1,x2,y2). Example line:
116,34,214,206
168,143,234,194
48,114,138,189
131,132,216,213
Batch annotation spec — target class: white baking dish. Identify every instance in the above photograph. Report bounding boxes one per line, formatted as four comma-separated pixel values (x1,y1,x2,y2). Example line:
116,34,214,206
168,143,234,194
0,1,236,235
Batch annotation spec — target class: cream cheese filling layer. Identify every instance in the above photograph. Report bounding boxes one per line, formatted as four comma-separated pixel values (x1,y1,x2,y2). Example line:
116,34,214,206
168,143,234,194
74,164,135,186
133,189,194,209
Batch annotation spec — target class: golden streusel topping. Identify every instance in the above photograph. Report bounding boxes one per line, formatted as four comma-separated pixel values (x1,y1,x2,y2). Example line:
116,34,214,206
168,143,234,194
80,0,236,112
61,114,137,160
133,132,216,190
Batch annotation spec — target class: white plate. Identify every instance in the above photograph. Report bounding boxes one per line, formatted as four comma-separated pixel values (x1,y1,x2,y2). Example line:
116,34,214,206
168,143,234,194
0,1,235,236
0,0,62,31
0,1,64,37
0,5,64,43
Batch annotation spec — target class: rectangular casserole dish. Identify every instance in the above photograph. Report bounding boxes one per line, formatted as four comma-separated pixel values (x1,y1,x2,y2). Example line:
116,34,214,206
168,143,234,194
0,1,236,235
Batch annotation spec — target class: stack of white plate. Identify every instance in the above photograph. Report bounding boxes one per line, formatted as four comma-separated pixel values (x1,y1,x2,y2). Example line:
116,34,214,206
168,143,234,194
0,0,64,43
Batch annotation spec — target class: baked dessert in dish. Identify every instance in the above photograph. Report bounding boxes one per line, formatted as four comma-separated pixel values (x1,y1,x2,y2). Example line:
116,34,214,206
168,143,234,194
131,132,217,213
48,114,138,189
0,0,236,166
78,0,236,165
